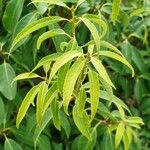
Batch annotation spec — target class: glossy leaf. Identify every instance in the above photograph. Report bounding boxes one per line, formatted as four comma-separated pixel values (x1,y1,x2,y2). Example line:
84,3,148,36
16,83,42,128
63,59,85,114
91,57,115,88
49,50,83,81
88,70,99,121
0,62,17,100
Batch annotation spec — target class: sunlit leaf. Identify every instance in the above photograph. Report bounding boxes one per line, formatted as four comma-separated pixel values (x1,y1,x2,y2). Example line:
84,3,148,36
63,59,85,114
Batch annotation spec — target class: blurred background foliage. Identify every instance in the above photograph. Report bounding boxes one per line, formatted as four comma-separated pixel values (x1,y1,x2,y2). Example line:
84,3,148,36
0,0,150,149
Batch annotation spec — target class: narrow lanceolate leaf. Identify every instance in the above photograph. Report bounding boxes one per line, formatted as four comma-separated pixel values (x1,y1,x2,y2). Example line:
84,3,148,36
37,29,71,49
10,16,65,53
99,51,135,77
4,138,23,150
88,70,99,121
34,109,52,146
77,87,87,116
82,14,108,38
0,63,17,100
76,0,86,9
36,82,48,126
115,121,125,149
73,106,91,139
31,0,70,9
112,0,122,25
16,83,42,128
101,40,123,56
80,17,100,53
43,83,58,115
125,117,144,125
32,53,61,72
91,57,115,88
12,72,40,84
63,59,85,114
51,98,61,130
49,50,83,81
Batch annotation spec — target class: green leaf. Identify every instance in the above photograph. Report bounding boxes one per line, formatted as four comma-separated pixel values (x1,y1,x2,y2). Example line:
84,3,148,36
76,0,86,9
49,50,83,81
101,40,123,56
99,51,135,77
78,129,97,150
112,0,122,25
76,87,87,117
10,16,65,53
88,70,99,121
4,138,23,150
43,83,58,115
37,29,71,49
57,62,70,94
91,57,115,88
0,62,17,100
32,53,61,72
16,83,42,128
12,72,40,83
34,109,52,146
126,117,144,125
73,105,91,139
115,121,125,149
63,59,85,114
82,14,108,38
31,0,70,9
80,17,100,53
2,0,25,33
0,97,5,125
36,82,48,126
51,98,61,130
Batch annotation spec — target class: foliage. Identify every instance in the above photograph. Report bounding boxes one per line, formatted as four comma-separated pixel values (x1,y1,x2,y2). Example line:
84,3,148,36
0,0,149,149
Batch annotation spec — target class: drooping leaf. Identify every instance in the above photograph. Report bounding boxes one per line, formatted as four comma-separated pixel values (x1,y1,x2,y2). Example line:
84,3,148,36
37,29,71,49
49,50,83,81
73,105,91,139
0,62,17,100
32,53,61,72
16,83,42,128
115,121,125,149
63,59,85,114
76,87,87,117
36,82,48,126
88,70,99,121
12,72,40,83
82,14,108,38
91,57,115,88
99,51,135,77
80,17,100,53
34,109,52,146
4,138,23,150
10,16,65,53
51,98,61,130
31,0,70,9
2,0,25,33
112,0,122,25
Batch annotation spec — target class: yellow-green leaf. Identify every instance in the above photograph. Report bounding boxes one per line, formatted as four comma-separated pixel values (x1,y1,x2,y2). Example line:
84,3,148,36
88,70,99,121
112,0,122,25
115,121,125,149
49,50,83,81
16,83,42,128
99,51,135,77
36,82,48,126
73,105,91,139
51,98,61,130
31,0,70,9
63,59,85,114
91,57,115,88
